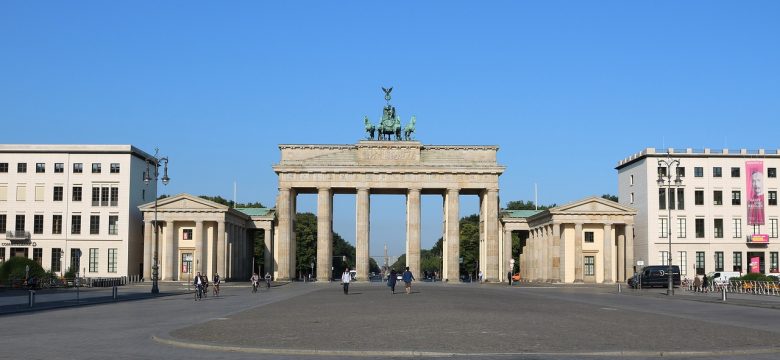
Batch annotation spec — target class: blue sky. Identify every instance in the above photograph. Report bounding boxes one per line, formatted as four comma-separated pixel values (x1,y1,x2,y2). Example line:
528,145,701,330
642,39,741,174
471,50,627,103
2,2,779,256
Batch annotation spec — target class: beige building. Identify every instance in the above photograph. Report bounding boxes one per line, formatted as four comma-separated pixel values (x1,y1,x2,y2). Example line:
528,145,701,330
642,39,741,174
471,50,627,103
0,144,154,277
138,194,274,281
502,197,636,283
617,147,780,278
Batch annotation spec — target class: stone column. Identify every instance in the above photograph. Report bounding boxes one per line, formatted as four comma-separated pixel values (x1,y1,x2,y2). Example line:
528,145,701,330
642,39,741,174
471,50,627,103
143,219,152,281
356,188,370,281
574,223,583,283
484,189,500,281
603,223,613,283
444,188,460,282
263,227,273,277
617,232,625,282
276,187,293,281
504,228,513,282
317,187,333,281
165,220,176,280
217,220,226,278
625,223,635,278
552,223,562,283
226,224,232,279
406,188,421,280
528,229,535,281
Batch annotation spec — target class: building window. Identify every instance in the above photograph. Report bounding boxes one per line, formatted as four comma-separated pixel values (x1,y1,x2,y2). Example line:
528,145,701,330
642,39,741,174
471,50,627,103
676,167,685,178
658,188,666,210
695,190,704,206
668,189,676,210
771,219,778,238
35,185,44,201
733,252,743,273
110,163,120,174
71,215,81,235
679,251,688,277
696,251,705,275
0,248,4,263
770,191,777,206
715,252,724,272
108,215,118,235
731,167,740,177
183,228,193,240
53,186,63,201
658,218,668,238
584,256,595,276
69,248,80,271
108,248,117,273
33,248,43,265
101,186,109,206
630,192,635,204
677,218,687,238
52,215,62,234
714,218,723,238
89,215,100,235
89,248,98,273
35,163,45,173
110,187,118,207
182,253,192,274
771,252,779,273
732,191,741,205
92,163,101,174
72,186,82,201
0,163,7,173
658,166,667,178
33,215,44,234
17,163,27,173
695,218,705,238
630,175,634,185
713,167,722,177
0,214,6,233
54,163,64,173
73,163,83,173
713,190,723,205
51,248,62,273
769,168,777,178
677,188,685,210
91,187,100,206
733,218,742,238
660,251,669,265
694,167,703,177
15,214,25,231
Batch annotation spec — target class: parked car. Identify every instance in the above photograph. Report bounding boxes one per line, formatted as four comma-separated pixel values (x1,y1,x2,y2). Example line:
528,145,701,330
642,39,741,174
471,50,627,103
631,265,681,288
707,271,740,285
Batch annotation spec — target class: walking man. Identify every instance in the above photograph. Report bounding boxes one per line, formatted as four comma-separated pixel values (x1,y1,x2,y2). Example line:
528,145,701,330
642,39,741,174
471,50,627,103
341,267,351,295
402,266,415,294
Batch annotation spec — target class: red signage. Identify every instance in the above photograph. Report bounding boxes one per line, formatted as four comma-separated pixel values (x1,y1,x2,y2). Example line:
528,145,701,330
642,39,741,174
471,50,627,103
749,234,769,243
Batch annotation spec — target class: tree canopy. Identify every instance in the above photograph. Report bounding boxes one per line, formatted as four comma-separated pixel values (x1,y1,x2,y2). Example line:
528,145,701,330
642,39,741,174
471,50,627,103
199,195,264,208
505,200,556,210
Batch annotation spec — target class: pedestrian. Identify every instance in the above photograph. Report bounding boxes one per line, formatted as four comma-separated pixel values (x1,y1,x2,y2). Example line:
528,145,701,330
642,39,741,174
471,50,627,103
341,267,351,294
478,270,483,283
264,272,272,289
402,266,415,294
213,273,221,296
692,275,701,292
388,269,397,294
702,273,709,293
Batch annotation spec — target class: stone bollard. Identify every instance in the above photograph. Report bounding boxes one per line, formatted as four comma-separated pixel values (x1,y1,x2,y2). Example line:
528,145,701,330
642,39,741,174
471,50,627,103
618,283,622,293
721,286,727,302
113,285,118,301
28,290,35,308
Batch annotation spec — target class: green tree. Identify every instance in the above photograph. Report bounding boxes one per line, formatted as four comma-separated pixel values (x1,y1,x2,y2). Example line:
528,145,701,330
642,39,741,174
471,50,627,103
199,195,264,208
459,214,480,278
601,194,619,202
505,200,556,210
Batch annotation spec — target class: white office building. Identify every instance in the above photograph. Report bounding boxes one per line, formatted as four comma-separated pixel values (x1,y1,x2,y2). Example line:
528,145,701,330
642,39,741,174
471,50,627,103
617,147,780,278
0,145,155,278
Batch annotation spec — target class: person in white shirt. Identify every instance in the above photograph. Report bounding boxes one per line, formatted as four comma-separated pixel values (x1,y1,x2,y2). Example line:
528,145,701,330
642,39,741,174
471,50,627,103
341,267,351,295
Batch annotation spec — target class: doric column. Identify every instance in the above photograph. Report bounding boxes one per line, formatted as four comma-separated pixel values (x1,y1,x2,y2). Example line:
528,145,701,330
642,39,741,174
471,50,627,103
625,223,635,278
574,222,583,282
552,223,562,282
217,220,226,278
406,188,421,280
275,187,293,281
504,228,513,282
165,220,176,280
443,188,460,281
143,219,152,281
356,188,370,281
226,223,233,279
195,220,205,274
603,223,613,283
263,227,273,277
528,229,535,281
317,187,333,281
484,189,500,281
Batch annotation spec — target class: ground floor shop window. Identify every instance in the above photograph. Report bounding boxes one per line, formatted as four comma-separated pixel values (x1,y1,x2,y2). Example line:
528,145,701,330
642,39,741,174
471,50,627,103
696,251,705,275
51,248,62,272
733,252,742,273
715,252,724,272
89,248,98,273
678,251,687,277
181,253,192,274
108,248,117,273
770,252,778,273
747,252,765,274
33,248,42,265
584,256,595,276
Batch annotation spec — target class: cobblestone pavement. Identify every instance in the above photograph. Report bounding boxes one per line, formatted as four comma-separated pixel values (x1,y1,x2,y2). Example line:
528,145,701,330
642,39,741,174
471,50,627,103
3,282,780,359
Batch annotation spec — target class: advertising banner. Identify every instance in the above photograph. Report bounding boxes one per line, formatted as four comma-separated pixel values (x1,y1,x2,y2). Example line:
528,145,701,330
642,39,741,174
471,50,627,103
749,234,769,243
750,256,761,273
746,161,765,225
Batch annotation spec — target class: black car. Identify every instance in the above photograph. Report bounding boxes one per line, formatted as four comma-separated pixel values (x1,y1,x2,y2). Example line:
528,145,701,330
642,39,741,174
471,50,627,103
629,265,681,288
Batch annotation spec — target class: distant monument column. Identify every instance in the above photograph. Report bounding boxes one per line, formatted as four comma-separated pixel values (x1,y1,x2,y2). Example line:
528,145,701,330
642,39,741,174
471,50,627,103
165,220,176,280
625,223,635,281
443,188,460,281
406,188,421,279
574,222,584,283
143,220,153,281
355,188,370,281
276,187,293,281
603,223,613,283
552,223,562,283
317,187,333,281
195,220,204,274
484,188,500,281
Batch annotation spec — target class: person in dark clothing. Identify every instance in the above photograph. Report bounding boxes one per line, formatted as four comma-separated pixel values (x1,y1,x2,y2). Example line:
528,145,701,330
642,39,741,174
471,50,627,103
702,273,709,292
402,267,415,294
388,269,397,294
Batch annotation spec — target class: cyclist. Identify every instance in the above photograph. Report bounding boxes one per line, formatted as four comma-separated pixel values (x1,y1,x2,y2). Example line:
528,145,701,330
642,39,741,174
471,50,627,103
264,272,272,289
201,273,209,298
251,273,259,293
194,271,204,301
212,273,221,296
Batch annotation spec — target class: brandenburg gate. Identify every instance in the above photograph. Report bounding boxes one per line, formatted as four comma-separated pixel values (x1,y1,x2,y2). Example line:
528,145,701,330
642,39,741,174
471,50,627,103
273,140,506,282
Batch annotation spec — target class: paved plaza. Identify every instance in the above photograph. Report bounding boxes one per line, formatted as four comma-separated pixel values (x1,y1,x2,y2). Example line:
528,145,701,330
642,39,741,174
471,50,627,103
2,282,780,359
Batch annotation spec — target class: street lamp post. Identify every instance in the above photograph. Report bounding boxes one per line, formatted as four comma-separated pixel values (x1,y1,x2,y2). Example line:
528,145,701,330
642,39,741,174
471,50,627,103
145,148,170,294
657,152,681,296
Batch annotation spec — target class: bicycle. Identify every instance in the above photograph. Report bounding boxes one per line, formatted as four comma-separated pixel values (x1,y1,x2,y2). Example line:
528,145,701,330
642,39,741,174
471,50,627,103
213,283,220,297
195,284,204,301
252,281,258,293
